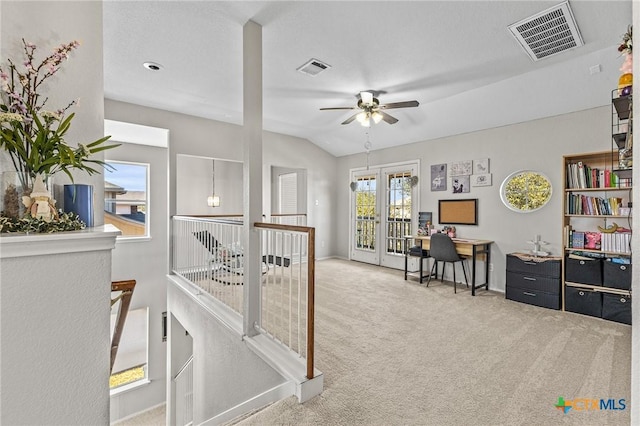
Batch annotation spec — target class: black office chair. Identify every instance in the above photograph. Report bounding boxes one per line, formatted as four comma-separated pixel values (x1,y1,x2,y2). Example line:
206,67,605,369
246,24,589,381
405,243,431,283
427,233,469,293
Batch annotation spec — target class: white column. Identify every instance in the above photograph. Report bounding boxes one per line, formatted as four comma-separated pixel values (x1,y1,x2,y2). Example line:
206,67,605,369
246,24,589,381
242,20,262,336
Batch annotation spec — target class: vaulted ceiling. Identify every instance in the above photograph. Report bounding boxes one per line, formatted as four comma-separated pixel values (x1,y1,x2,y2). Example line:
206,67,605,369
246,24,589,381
103,1,632,156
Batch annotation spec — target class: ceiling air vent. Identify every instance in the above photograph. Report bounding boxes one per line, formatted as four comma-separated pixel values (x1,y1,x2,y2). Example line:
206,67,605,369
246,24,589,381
297,58,331,77
508,1,583,62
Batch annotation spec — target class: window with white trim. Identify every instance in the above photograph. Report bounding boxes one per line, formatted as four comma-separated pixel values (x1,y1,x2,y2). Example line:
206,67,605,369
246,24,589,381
104,161,150,238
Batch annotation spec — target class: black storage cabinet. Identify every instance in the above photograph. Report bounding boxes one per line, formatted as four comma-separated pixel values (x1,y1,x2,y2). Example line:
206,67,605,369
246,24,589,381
565,287,602,318
506,254,561,310
603,260,632,290
602,293,632,325
565,256,603,286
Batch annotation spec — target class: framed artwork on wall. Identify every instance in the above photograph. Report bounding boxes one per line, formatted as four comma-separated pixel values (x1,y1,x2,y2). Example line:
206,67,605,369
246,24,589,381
471,173,492,187
430,164,447,191
438,198,478,225
474,158,490,174
449,160,472,176
452,176,470,193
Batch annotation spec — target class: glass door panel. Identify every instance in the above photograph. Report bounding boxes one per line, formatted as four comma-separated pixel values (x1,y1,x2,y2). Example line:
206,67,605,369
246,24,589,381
351,171,380,264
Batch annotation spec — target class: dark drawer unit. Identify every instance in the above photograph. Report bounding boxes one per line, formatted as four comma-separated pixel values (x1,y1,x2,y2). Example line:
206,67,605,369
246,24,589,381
563,254,631,325
602,293,632,325
506,254,561,310
506,286,561,310
565,256,603,286
506,255,561,277
603,260,632,290
565,287,602,318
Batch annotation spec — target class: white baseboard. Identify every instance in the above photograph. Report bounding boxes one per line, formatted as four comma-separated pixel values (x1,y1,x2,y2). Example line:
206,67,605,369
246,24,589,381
201,382,294,425
110,402,165,425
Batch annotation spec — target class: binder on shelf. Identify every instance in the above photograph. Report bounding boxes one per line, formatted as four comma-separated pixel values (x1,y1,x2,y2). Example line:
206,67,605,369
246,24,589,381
577,161,586,188
599,170,605,188
584,232,602,250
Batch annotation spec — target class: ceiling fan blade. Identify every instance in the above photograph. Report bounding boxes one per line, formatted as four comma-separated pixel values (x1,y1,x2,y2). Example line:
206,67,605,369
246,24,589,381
379,110,399,124
379,100,419,109
360,91,374,106
341,113,360,125
320,106,357,111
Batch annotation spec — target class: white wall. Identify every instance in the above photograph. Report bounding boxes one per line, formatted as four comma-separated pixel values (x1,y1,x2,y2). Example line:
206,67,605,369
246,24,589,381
176,155,243,216
167,278,287,424
1,1,111,424
1,231,117,425
0,0,107,225
104,99,338,260
107,142,169,422
337,106,612,292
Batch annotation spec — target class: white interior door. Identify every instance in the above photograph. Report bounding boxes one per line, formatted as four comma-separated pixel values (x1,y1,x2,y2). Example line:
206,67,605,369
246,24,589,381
351,163,418,268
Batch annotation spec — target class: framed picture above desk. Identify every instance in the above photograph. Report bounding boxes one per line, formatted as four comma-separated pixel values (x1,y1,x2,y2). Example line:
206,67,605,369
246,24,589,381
438,199,478,225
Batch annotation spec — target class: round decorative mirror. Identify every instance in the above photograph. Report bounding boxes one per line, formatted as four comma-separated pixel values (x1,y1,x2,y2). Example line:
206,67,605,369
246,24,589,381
500,170,552,213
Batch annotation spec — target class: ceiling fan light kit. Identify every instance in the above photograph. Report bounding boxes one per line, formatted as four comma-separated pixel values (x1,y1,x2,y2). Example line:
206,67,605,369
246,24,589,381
320,90,419,127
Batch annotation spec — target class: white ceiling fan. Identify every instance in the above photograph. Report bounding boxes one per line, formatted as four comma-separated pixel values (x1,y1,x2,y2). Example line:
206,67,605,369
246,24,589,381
320,91,419,127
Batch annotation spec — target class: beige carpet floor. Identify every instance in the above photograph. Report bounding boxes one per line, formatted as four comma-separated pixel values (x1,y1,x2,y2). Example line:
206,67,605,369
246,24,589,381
117,258,632,426
236,258,631,426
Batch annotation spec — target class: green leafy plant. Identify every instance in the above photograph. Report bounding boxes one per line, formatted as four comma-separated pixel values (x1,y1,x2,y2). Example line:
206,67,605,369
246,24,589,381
0,38,119,188
0,209,85,233
618,25,633,54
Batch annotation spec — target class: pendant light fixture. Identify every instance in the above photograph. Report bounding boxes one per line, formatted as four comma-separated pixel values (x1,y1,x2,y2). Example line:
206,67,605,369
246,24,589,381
207,158,220,207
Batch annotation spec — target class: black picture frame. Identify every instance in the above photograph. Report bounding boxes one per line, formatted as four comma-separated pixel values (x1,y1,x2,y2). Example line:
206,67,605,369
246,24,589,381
438,199,478,225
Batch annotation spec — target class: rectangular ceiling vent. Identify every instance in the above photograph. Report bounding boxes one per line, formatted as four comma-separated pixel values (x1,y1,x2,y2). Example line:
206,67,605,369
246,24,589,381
297,58,331,77
508,1,584,62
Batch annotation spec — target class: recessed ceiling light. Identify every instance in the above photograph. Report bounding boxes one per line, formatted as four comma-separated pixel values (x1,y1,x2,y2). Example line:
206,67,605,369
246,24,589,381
143,62,162,71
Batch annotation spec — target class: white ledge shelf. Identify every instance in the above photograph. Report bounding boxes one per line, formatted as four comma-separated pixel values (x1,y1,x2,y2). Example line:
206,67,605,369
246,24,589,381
0,224,121,259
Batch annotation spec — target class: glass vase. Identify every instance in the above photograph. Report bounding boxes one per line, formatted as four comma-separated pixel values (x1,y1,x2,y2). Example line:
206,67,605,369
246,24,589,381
1,171,52,219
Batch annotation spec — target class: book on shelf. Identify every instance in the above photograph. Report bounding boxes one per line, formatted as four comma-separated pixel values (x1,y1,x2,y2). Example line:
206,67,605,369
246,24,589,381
601,231,632,254
618,177,632,188
584,232,602,250
566,161,627,189
565,194,625,216
564,225,572,247
572,231,585,249
611,172,619,188
619,207,632,216
598,169,605,188
577,161,586,188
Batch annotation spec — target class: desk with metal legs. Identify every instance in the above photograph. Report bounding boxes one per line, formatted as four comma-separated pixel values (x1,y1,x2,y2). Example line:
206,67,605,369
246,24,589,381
411,236,493,296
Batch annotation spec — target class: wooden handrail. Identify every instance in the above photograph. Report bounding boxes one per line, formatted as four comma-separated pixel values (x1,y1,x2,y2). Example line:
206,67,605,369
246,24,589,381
110,279,136,374
254,222,314,234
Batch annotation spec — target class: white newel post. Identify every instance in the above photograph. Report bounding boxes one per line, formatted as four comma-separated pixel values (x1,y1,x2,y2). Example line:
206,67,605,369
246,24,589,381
0,226,120,425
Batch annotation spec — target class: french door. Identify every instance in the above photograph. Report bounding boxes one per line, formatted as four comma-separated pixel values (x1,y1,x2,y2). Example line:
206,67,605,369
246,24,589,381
350,162,419,269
